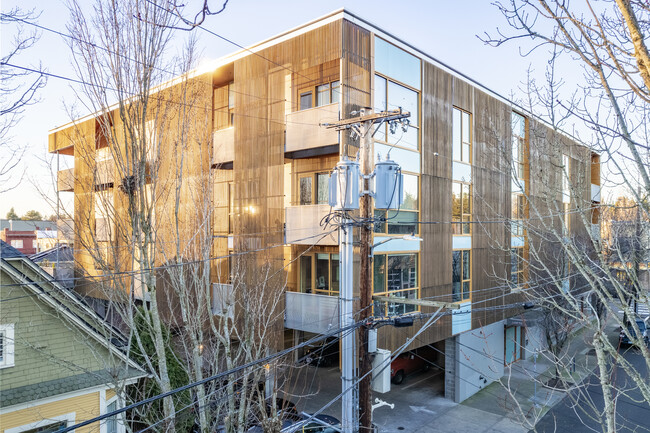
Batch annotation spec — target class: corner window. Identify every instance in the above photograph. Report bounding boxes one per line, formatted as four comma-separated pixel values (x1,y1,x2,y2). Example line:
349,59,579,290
0,324,15,369
373,253,419,316
452,250,471,302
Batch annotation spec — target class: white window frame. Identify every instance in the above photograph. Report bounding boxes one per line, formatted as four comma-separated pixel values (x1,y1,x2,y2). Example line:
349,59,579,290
0,323,15,369
10,239,23,249
5,412,75,433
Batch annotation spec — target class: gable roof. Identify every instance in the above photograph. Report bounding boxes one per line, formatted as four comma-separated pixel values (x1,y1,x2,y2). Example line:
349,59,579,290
0,247,146,377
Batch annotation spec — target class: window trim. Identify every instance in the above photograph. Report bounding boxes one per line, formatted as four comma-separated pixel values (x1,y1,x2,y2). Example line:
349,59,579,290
452,181,472,235
0,323,15,369
373,72,420,152
5,413,75,433
452,107,472,164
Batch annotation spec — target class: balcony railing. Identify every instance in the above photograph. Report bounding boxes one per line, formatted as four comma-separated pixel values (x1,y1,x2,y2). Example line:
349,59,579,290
212,283,234,320
285,291,339,334
591,224,600,240
591,184,601,202
285,104,339,155
57,168,74,192
213,127,235,165
285,205,338,246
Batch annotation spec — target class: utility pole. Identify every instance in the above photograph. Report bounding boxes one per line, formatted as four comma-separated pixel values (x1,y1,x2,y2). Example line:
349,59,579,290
324,107,410,433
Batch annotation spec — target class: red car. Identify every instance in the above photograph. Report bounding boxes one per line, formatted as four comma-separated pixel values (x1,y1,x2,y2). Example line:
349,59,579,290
390,349,432,384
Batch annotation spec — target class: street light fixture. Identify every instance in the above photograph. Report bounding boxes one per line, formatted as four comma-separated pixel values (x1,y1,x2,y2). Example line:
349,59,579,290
372,234,423,250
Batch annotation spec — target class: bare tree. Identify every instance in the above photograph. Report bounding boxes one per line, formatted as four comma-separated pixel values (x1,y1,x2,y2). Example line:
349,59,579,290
0,7,46,192
479,2,650,431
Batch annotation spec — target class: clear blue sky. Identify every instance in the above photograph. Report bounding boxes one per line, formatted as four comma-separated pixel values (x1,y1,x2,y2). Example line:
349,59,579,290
0,0,558,217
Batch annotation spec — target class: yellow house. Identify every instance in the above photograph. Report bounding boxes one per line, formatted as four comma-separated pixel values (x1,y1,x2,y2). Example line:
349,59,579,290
0,241,146,433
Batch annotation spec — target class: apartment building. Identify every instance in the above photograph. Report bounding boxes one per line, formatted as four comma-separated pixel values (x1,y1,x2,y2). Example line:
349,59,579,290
48,9,600,403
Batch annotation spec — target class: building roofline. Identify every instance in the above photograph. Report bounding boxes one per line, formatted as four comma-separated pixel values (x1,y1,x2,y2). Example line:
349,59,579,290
49,7,587,148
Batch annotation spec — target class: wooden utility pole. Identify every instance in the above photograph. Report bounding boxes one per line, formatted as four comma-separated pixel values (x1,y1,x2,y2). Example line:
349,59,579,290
324,107,410,433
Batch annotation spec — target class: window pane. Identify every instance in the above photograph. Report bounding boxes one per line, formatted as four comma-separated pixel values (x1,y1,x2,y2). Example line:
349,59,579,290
316,173,329,204
453,109,461,161
452,183,461,219
386,211,417,235
402,173,418,210
228,83,235,109
331,254,340,292
300,92,312,110
463,251,470,280
462,281,470,300
374,36,421,90
300,256,312,293
317,84,330,106
374,75,387,112
299,177,312,205
316,254,329,294
386,123,418,150
331,81,341,104
463,184,471,214
375,143,420,174
387,254,417,292
373,254,386,293
452,251,461,283
388,81,418,126
462,112,470,142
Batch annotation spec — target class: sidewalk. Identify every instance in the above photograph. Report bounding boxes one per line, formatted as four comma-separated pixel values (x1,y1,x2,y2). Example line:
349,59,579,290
423,320,620,433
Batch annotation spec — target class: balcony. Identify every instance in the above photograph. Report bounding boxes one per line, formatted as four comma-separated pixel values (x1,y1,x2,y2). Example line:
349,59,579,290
285,205,338,246
285,291,339,334
213,127,235,166
591,184,601,202
57,168,74,192
285,104,339,157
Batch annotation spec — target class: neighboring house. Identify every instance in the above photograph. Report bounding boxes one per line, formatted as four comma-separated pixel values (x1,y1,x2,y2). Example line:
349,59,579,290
0,241,146,433
48,9,598,403
29,244,75,289
0,220,58,255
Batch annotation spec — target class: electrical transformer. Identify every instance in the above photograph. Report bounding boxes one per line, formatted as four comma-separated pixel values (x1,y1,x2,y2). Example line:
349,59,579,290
374,157,403,209
328,158,360,211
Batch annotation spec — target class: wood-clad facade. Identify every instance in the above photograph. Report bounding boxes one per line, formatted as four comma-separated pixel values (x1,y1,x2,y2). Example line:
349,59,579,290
49,10,597,373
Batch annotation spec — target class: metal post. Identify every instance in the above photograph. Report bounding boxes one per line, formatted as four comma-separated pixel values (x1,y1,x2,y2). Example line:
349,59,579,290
340,218,356,433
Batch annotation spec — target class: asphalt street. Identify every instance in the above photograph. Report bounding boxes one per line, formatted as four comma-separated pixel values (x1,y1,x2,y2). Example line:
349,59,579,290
533,345,650,433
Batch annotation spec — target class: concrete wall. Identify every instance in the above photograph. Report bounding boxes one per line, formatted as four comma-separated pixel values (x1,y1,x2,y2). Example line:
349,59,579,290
457,321,505,402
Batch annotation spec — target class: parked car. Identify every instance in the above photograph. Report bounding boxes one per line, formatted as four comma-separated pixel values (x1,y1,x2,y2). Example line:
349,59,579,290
619,317,649,347
390,347,434,384
304,338,339,367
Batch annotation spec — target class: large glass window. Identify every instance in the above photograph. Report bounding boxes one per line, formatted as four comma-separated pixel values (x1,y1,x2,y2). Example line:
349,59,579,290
452,250,471,302
374,36,421,90
299,253,339,296
373,253,419,316
374,172,418,235
300,92,313,110
374,74,419,150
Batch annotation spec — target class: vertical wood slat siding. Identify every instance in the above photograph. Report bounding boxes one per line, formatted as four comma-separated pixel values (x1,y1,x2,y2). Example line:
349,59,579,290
231,20,342,349
341,20,371,157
